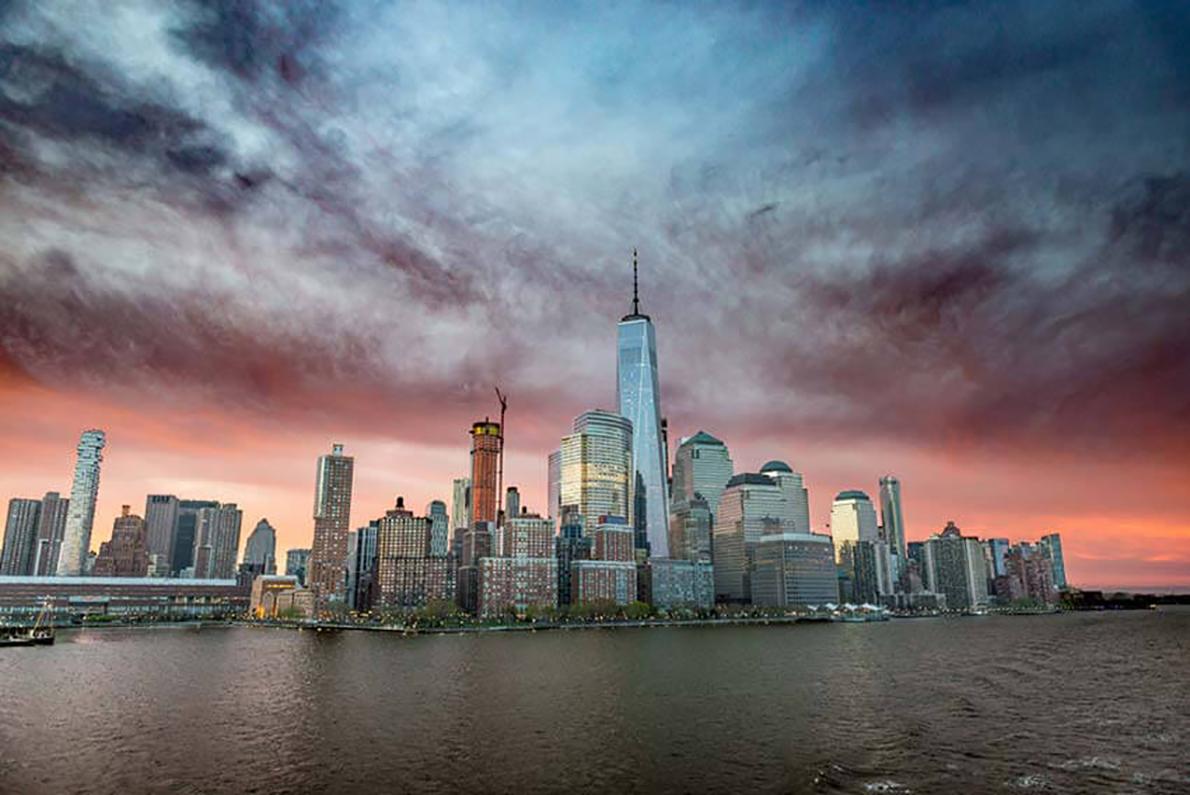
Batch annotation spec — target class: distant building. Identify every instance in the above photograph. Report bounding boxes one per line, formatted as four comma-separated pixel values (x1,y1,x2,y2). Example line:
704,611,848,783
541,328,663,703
470,421,501,527
349,521,379,611
617,251,670,557
309,443,355,603
836,540,881,604
1039,533,1067,589
171,499,219,576
372,498,449,611
831,490,894,594
713,471,794,603
241,518,277,576
571,515,638,606
997,544,1056,604
668,495,713,563
426,500,449,557
144,495,180,574
751,532,838,609
192,503,242,580
0,575,249,620
57,429,106,576
450,477,471,533
670,431,733,518
285,548,311,586
922,522,988,611
504,487,520,524
250,575,314,619
648,558,714,611
1,498,41,576
93,505,150,578
547,450,561,528
986,538,1010,578
878,475,907,562
478,514,557,618
555,520,591,609
558,410,634,535
760,461,811,534
32,492,69,576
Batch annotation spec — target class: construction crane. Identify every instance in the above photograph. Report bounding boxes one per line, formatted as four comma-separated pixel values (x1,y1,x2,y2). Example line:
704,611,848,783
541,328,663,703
494,386,508,526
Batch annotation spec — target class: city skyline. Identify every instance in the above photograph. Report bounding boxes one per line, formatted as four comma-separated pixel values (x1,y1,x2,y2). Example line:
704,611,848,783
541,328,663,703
1,2,1188,591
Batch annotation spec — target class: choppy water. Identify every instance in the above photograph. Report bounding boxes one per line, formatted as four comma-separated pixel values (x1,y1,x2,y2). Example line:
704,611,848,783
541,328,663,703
0,612,1186,794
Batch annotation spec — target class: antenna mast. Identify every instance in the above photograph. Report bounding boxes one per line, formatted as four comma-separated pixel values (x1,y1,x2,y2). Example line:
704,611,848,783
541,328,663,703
632,247,640,315
494,386,508,526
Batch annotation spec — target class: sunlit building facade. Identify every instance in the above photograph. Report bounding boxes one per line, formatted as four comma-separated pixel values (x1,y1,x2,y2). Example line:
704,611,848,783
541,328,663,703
93,505,150,578
558,410,634,534
760,461,811,534
144,495,180,575
469,421,501,528
192,503,242,580
713,472,795,603
670,431,733,518
57,429,106,576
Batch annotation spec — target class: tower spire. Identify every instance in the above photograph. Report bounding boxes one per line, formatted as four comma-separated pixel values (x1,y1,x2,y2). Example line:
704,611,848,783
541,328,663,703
632,248,640,316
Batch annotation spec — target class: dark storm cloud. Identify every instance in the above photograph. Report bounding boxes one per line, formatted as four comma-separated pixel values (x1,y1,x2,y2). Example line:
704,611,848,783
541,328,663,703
1,0,1188,458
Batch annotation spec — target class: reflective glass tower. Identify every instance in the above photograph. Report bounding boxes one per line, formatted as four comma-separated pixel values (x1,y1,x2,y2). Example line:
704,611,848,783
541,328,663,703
57,429,106,576
616,250,669,557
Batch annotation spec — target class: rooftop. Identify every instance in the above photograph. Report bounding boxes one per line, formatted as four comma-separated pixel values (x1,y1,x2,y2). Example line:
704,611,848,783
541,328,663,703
760,460,792,473
835,489,871,502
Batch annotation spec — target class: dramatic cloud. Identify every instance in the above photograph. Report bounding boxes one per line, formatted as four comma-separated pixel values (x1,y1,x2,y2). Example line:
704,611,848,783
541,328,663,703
1,1,1188,586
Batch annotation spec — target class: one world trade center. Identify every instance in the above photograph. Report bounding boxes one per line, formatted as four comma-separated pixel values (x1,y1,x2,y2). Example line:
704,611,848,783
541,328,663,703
617,250,669,558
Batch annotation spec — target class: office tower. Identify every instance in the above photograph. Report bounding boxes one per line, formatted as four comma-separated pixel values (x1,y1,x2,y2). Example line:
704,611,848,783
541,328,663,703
547,450,561,527
668,495,712,562
878,476,907,560
555,518,591,609
171,499,219,575
93,505,150,577
986,538,1010,578
923,522,988,611
647,558,714,610
830,491,879,558
1039,533,1067,589
32,491,69,575
670,431,733,517
478,513,557,618
469,421,501,527
372,497,449,610
1,498,41,575
350,521,379,611
309,443,355,602
558,409,634,535
998,544,1056,604
426,500,449,557
751,532,838,608
760,461,811,534
504,487,520,522
285,548,311,586
144,495,180,573
837,539,882,603
713,472,796,603
616,251,669,557
450,477,471,532
57,429,106,575
192,503,242,579
241,518,278,575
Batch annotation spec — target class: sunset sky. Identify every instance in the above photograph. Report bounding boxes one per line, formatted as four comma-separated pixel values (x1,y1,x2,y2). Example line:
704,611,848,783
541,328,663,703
1,1,1188,590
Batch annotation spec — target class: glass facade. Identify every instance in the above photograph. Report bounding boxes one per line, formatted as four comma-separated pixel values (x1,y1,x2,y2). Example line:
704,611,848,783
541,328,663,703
670,431,734,517
57,429,106,576
879,475,907,559
617,317,669,557
559,410,634,534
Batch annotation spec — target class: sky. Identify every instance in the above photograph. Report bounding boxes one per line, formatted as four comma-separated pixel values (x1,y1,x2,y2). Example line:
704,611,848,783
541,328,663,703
1,1,1188,590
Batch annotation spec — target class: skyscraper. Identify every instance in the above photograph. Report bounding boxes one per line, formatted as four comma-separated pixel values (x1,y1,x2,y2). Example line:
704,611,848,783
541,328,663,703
923,522,989,611
504,487,520,522
617,250,669,557
1,498,41,576
450,477,471,532
558,409,635,535
426,500,449,557
372,497,449,610
547,450,561,526
469,422,501,528
57,429,106,575
670,431,734,517
1040,533,1067,589
878,475,907,560
751,532,838,609
667,495,712,563
32,492,69,576
171,499,219,575
93,505,150,578
144,494,180,573
713,471,797,603
309,443,355,602
286,548,311,586
193,503,242,579
830,491,879,561
242,518,278,575
760,461,811,534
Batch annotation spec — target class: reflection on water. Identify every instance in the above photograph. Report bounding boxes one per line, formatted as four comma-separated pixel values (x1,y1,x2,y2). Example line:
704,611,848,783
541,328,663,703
0,613,1187,794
